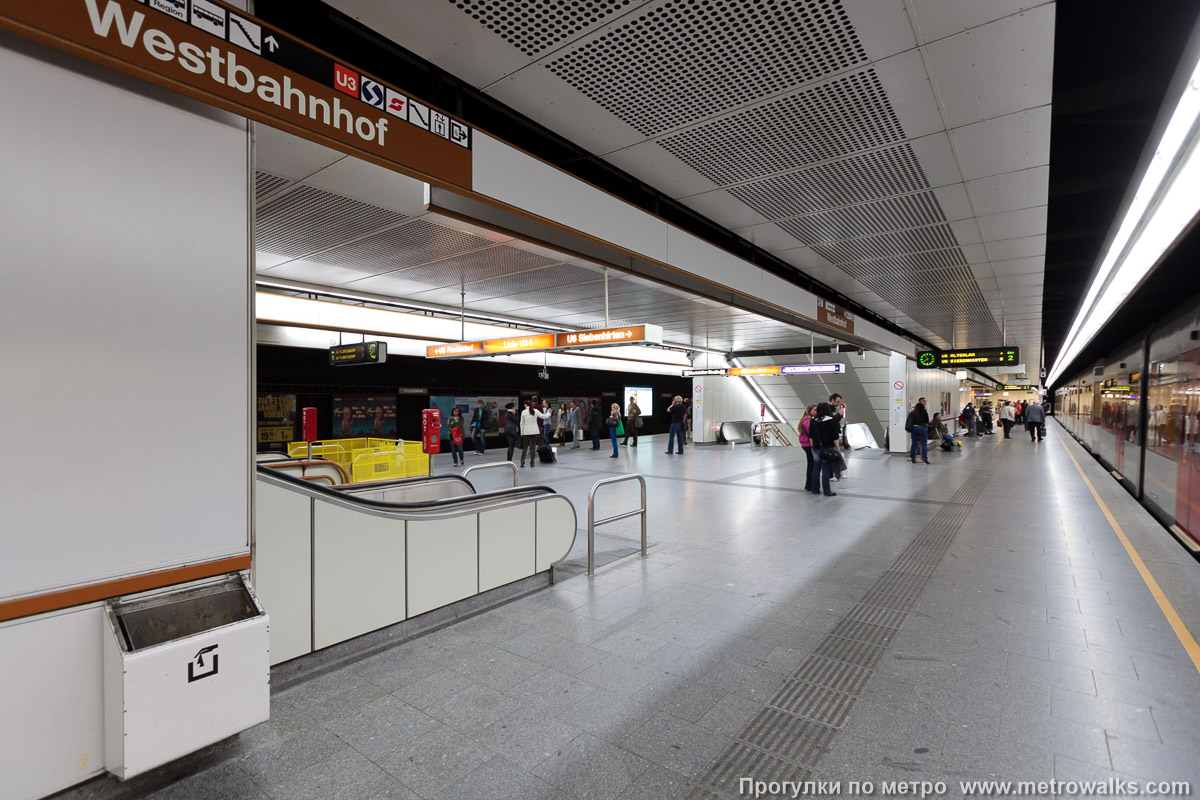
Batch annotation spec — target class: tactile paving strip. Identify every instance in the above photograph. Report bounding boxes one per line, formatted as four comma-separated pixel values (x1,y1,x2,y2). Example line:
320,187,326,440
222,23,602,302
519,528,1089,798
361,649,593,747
692,466,995,796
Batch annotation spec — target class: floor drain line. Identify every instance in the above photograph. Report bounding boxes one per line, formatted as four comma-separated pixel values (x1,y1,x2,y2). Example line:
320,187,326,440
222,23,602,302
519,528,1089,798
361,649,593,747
690,465,997,797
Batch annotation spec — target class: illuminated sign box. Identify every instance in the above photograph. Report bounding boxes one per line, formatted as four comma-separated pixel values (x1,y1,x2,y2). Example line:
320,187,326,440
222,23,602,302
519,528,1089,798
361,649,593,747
483,334,557,354
426,342,482,358
556,324,662,348
781,364,845,375
729,366,780,376
427,324,664,358
330,341,387,365
917,347,1020,369
682,368,728,377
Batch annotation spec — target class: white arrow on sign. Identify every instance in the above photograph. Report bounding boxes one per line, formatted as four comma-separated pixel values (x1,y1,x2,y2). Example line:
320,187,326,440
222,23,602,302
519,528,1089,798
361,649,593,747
265,35,279,52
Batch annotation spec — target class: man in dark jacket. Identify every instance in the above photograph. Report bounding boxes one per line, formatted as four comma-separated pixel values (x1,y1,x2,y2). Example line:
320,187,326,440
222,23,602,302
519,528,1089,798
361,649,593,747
471,400,489,454
1025,401,1047,442
503,403,519,461
589,400,602,450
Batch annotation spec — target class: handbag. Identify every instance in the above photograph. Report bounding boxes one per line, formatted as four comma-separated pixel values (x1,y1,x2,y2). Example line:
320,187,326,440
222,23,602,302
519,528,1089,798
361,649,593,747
451,427,463,445
616,420,625,437
635,416,643,429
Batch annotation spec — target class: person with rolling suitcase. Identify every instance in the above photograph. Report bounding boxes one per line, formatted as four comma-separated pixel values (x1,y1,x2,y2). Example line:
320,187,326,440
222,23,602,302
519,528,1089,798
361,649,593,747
519,398,550,468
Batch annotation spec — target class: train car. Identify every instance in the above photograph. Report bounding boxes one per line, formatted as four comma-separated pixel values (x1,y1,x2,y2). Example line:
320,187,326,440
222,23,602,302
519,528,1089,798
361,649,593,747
1057,293,1200,554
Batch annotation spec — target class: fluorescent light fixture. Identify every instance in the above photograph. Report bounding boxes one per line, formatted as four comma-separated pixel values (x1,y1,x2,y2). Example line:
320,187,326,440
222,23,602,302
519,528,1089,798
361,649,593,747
1048,54,1200,386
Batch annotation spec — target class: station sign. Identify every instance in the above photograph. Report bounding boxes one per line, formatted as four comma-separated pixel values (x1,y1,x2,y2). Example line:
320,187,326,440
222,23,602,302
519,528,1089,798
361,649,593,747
817,301,855,335
426,324,663,359
329,341,387,365
682,368,729,377
781,364,845,375
916,347,1020,369
0,0,474,190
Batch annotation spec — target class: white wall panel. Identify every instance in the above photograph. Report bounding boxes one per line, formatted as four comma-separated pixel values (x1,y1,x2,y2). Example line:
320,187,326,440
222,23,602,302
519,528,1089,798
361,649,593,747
312,502,407,650
666,227,761,298
479,505,535,592
472,132,668,262
0,606,106,800
407,517,478,616
0,36,251,601
252,482,313,665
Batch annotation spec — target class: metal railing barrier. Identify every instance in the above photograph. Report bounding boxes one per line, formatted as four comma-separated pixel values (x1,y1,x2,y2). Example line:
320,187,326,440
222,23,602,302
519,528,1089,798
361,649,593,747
462,461,519,488
586,473,647,576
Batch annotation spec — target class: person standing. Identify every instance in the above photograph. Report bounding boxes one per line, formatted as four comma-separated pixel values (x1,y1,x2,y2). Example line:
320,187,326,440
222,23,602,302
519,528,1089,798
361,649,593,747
978,403,991,437
809,402,840,497
589,400,602,450
448,406,466,468
1025,400,1047,442
503,403,519,462
470,400,489,455
665,396,687,454
555,402,569,444
622,396,641,447
683,398,693,443
1000,401,1016,439
907,398,930,464
798,404,817,492
540,399,555,444
520,399,550,467
607,402,621,457
569,400,583,449
962,403,977,437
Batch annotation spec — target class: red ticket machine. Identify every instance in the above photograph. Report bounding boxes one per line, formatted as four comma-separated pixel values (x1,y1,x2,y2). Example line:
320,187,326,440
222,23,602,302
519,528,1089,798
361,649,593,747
301,407,318,460
422,408,441,454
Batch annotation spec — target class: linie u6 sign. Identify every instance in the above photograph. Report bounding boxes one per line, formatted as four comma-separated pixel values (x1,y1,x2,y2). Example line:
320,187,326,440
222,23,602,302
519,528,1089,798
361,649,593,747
0,0,473,189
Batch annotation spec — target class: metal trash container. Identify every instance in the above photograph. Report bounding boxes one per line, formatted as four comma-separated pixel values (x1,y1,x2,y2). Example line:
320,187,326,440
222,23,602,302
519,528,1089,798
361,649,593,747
103,572,269,779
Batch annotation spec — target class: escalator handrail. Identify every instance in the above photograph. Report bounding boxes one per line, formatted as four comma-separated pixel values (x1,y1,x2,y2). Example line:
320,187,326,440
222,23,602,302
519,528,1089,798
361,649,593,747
338,473,476,494
256,464,563,520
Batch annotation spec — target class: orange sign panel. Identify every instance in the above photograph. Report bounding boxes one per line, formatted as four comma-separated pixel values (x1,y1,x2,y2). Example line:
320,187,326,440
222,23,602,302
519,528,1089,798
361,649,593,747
556,325,647,347
729,367,781,376
482,334,557,354
426,342,483,358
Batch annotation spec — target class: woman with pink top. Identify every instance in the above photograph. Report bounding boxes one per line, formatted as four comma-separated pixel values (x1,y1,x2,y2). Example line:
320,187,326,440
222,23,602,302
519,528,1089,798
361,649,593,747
798,404,818,492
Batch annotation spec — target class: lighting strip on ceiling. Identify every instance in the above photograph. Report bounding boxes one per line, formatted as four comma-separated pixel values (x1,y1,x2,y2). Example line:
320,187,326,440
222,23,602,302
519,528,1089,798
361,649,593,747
1047,54,1200,387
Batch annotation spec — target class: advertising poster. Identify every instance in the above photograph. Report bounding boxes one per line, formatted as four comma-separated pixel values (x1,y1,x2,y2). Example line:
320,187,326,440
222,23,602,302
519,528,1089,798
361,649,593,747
257,394,296,444
431,396,517,435
622,386,655,419
333,396,397,437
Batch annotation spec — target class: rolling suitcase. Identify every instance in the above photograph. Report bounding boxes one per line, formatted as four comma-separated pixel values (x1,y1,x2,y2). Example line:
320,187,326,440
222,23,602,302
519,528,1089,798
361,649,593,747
538,444,557,464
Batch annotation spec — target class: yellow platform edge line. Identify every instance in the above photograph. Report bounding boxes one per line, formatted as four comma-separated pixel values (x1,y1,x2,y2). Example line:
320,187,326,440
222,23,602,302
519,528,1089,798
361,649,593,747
1059,437,1200,675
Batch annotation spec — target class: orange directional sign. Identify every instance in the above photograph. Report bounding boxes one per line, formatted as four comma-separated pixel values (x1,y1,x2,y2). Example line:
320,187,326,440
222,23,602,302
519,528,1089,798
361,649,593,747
427,324,663,358
425,342,482,358
729,366,781,376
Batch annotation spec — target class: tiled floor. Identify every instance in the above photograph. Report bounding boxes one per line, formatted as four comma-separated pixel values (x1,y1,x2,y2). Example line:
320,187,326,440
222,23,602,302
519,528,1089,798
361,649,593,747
64,424,1200,799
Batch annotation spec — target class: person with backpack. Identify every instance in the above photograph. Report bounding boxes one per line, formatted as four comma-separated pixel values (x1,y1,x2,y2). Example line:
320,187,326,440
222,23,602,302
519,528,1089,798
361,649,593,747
502,403,519,462
519,399,550,468
808,402,841,497
907,399,930,464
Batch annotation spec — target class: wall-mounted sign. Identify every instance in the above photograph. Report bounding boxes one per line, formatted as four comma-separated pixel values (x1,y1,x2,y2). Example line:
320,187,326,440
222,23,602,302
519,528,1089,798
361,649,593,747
330,341,387,365
682,368,729,377
916,347,1020,369
997,384,1032,391
256,393,296,443
427,325,663,358
817,301,855,335
781,364,845,375
0,0,473,190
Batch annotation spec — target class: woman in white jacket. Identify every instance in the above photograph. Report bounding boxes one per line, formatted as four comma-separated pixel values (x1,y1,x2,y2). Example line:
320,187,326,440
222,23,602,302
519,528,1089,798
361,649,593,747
519,398,550,467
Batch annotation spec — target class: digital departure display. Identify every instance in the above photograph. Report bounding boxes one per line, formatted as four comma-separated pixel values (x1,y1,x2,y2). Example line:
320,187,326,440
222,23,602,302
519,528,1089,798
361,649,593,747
916,347,1019,369
329,341,387,366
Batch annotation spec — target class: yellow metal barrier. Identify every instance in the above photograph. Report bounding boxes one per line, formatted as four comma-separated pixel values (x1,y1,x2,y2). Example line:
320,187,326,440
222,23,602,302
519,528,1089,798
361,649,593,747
287,438,427,482
350,448,430,483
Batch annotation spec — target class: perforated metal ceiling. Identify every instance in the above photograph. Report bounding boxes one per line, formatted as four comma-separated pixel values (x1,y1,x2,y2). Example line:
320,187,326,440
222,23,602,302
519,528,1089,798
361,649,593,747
544,0,867,135
257,185,408,259
447,0,633,57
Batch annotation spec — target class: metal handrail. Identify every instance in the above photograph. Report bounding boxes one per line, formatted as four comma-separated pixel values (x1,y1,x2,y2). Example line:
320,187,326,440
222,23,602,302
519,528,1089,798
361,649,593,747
586,473,647,576
463,461,519,488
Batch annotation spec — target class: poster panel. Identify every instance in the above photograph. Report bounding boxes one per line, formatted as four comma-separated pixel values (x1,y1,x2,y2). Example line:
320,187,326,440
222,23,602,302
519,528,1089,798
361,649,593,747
256,393,296,444
333,396,397,437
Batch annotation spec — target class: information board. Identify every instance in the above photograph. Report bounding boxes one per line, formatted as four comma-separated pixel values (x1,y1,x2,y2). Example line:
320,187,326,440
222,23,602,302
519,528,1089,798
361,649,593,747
330,341,387,365
916,347,1020,369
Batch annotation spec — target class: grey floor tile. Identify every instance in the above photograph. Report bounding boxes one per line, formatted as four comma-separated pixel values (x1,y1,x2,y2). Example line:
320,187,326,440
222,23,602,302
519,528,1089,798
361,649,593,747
375,722,493,798
632,674,726,722
1049,686,1160,743
434,754,557,800
695,692,764,736
533,732,654,800
618,711,730,777
476,707,587,770
322,694,441,761
615,764,698,799
577,654,668,697
441,641,548,691
151,762,269,800
555,688,660,744
508,667,598,716
391,668,476,710
998,704,1112,769
530,637,612,675
258,748,412,800
1105,732,1200,784
237,726,348,788
424,683,521,735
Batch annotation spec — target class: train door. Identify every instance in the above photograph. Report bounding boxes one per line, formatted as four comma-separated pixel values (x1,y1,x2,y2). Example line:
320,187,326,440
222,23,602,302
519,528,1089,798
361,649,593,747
1177,349,1200,542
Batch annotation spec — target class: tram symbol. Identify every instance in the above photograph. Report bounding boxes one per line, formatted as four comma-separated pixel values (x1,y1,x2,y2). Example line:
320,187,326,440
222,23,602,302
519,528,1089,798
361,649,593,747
187,645,219,682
